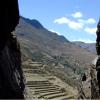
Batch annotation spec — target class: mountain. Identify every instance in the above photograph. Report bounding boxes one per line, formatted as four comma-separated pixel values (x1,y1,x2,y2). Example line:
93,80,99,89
20,16,45,29
73,41,96,54
15,17,96,99
16,17,96,67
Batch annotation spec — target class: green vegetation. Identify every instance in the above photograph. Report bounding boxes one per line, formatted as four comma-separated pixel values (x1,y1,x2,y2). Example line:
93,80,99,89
32,52,44,61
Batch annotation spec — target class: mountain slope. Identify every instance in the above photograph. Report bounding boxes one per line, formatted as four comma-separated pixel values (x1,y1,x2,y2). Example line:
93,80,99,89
15,17,96,98
16,17,96,68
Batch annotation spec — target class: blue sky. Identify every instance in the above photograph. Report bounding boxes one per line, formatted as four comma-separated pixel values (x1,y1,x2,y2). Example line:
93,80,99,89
18,0,100,43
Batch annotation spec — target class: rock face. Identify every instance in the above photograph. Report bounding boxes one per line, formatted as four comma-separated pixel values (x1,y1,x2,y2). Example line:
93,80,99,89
90,65,100,99
0,33,24,99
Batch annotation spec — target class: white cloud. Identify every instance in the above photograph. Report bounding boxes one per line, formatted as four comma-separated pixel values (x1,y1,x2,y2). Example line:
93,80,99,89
87,18,96,24
54,17,69,24
71,12,83,18
49,29,61,35
54,17,83,30
84,27,97,35
78,18,96,24
68,21,83,30
54,12,96,33
72,39,95,43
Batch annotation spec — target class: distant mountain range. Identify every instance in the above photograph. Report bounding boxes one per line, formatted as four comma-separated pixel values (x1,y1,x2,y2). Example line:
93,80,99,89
20,17,96,54
73,41,96,54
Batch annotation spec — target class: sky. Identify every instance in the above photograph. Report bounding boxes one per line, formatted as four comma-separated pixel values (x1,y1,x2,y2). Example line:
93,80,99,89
18,0,100,43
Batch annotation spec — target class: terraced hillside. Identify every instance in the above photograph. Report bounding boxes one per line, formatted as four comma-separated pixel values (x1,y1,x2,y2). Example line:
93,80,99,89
16,17,96,99
23,60,78,100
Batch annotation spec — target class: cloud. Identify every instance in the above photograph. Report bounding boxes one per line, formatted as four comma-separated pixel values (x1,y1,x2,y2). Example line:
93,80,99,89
72,39,95,43
54,12,96,33
78,18,96,24
71,12,83,18
54,17,83,30
68,21,83,30
84,27,97,35
54,17,69,24
87,18,96,24
49,29,61,35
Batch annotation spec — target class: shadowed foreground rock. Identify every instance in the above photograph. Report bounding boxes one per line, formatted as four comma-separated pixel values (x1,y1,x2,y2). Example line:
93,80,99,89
0,33,24,99
90,64,100,99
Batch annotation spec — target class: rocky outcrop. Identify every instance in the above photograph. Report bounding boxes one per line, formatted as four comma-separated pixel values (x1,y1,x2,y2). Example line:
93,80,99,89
90,64,100,99
0,32,24,99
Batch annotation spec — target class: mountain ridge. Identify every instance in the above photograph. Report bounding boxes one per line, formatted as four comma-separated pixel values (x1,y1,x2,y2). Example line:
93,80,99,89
16,16,96,67
20,16,45,29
